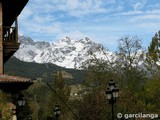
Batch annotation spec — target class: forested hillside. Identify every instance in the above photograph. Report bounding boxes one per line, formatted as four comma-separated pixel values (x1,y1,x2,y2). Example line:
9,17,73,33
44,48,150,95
4,57,85,84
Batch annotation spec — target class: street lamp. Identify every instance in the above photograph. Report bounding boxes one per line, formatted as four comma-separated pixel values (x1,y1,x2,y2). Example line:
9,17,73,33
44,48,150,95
28,116,32,120
54,104,61,120
17,94,26,107
16,94,26,120
105,80,119,120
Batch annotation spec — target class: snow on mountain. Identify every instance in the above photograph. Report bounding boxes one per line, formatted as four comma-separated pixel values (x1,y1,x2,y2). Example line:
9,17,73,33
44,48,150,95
14,36,114,69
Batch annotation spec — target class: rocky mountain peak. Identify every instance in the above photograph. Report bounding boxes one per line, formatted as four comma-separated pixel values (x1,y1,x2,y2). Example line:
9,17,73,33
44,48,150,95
18,36,34,45
58,36,72,45
14,35,113,69
79,37,92,44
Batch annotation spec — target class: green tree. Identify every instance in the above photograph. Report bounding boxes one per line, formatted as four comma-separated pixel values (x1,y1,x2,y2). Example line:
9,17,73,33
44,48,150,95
0,91,12,120
145,30,160,78
47,70,71,120
117,36,144,69
26,81,50,120
116,36,146,90
77,47,119,120
148,31,160,62
115,36,149,115
74,92,108,120
143,78,160,114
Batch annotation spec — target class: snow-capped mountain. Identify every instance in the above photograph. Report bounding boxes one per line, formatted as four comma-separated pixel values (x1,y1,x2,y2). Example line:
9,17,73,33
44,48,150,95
14,36,114,69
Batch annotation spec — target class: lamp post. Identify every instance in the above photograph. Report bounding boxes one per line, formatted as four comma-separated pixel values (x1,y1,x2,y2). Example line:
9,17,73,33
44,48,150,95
17,94,26,107
54,104,61,120
105,80,119,120
16,94,26,120
28,116,32,120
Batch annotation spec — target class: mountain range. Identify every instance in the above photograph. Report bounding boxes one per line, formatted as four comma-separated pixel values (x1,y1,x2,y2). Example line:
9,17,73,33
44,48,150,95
14,36,114,69
4,35,150,84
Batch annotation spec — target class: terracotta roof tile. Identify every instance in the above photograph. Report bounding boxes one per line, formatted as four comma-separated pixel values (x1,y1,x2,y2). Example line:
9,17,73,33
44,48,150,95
0,74,33,83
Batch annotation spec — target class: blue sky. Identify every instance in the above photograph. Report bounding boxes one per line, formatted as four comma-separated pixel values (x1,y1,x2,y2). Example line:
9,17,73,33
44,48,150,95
18,0,160,51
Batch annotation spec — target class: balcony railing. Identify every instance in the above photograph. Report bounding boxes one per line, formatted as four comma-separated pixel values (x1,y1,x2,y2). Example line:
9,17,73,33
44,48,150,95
3,26,18,43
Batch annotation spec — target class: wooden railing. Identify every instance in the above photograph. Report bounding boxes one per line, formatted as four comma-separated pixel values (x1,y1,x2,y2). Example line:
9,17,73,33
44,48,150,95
3,26,18,43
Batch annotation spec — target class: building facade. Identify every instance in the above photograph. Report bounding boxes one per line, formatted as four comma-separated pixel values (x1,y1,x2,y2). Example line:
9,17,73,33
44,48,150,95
0,0,33,119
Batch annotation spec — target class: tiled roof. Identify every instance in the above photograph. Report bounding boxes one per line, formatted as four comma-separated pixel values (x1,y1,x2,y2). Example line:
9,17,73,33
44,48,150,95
0,74,33,93
0,74,33,83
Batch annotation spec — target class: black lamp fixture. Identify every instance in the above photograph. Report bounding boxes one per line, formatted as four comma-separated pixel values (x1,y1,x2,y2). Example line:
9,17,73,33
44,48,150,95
28,116,32,120
17,94,26,107
54,104,61,120
12,94,26,120
105,80,119,120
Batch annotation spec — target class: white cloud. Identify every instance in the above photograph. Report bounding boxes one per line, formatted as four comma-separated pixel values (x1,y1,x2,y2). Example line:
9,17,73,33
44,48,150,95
132,2,145,10
17,0,160,51
146,9,160,14
115,10,143,16
130,14,160,22
56,31,87,40
62,0,107,17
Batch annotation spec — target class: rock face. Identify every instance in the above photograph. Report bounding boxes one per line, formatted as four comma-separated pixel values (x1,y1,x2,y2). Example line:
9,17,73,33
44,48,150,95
14,36,113,69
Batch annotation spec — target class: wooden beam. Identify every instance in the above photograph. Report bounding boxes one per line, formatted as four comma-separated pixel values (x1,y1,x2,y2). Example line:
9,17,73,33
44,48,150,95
15,15,18,43
0,2,3,74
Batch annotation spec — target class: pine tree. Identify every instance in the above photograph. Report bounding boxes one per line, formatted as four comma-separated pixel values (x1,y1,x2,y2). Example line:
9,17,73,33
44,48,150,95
49,70,71,120
148,30,160,62
53,70,71,102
